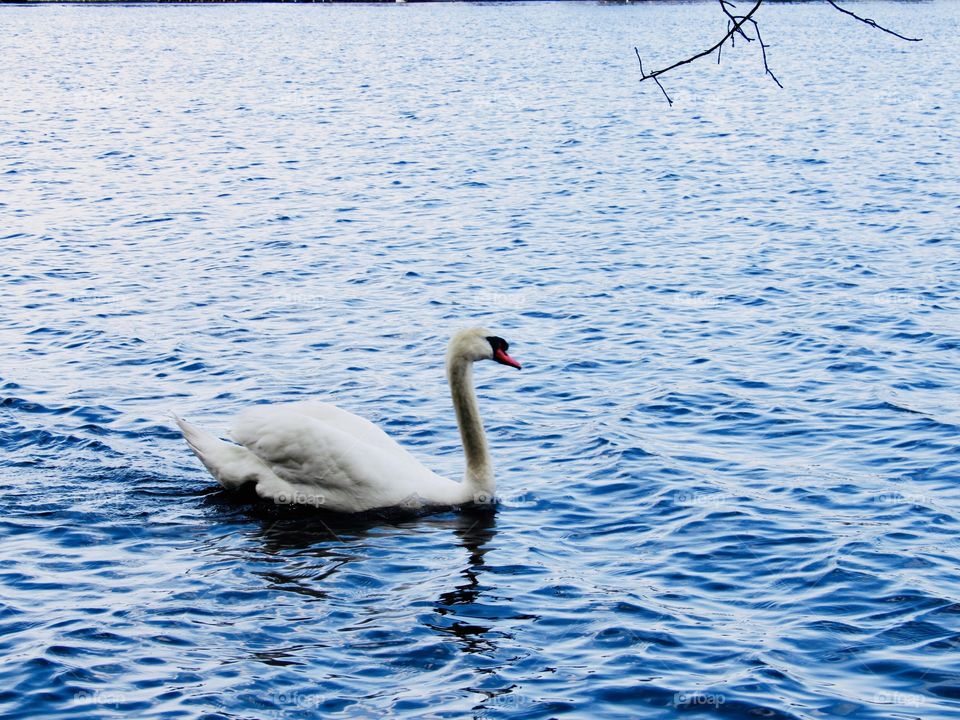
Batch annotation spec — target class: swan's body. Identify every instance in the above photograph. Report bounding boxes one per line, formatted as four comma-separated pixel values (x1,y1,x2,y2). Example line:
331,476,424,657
174,328,521,513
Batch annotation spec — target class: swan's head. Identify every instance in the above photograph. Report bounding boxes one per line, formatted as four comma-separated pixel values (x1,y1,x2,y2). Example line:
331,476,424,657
448,327,522,370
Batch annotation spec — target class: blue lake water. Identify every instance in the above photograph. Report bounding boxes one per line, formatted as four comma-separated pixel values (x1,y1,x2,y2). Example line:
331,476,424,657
2,1,959,718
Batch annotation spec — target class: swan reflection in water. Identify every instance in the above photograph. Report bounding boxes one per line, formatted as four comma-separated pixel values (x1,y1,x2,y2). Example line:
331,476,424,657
430,509,501,653
199,489,540,715
257,506,501,617
214,495,509,641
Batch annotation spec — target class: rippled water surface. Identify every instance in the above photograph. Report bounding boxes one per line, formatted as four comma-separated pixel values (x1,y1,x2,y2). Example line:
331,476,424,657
2,2,960,718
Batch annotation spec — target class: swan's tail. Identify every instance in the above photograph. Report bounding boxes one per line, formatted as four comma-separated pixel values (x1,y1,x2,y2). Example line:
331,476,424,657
172,412,266,491
172,412,225,478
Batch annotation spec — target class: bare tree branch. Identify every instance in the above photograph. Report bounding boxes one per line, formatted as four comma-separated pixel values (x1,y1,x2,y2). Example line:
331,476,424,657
636,0,764,97
719,0,751,43
743,16,782,87
635,46,673,105
637,0,921,103
825,0,921,42
717,0,750,44
716,0,782,87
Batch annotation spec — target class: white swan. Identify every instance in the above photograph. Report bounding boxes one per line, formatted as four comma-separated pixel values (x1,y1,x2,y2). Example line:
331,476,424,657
174,327,521,513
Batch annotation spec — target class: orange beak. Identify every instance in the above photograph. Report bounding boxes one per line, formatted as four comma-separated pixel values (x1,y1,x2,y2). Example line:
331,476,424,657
493,347,522,370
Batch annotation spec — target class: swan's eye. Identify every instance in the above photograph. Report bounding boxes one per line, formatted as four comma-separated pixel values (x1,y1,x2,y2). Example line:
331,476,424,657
486,336,507,353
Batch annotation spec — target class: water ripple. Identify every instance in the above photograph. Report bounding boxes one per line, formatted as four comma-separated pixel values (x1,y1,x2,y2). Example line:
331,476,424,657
2,2,959,719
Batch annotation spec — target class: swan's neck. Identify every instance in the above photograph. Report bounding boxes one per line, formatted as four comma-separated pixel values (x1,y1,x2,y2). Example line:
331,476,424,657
447,356,494,499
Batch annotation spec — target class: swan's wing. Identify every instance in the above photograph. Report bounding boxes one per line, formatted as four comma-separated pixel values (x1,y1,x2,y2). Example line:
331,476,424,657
230,401,412,469
229,403,452,510
272,401,398,451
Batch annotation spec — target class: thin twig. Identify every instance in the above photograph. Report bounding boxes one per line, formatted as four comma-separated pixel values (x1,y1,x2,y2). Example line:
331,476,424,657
635,46,673,105
826,0,921,42
719,0,750,42
745,17,783,88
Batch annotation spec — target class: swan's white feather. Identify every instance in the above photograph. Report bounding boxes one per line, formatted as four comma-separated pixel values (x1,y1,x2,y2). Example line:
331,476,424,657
197,401,467,512
174,413,281,491
235,401,397,453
